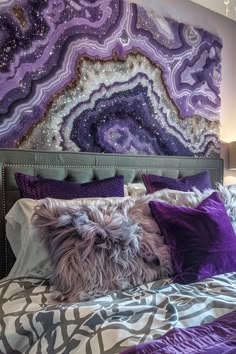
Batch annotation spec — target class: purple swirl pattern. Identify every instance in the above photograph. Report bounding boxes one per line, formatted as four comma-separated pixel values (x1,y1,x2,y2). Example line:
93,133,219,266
0,0,222,156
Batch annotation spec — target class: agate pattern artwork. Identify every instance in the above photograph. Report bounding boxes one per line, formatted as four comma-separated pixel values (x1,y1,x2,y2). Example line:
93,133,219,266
0,0,222,156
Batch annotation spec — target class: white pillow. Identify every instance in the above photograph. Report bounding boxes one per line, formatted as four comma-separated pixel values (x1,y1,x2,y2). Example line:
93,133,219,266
6,198,51,279
124,183,146,197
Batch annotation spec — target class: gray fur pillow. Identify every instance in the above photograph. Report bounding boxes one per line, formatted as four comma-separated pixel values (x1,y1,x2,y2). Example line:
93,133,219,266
33,198,173,302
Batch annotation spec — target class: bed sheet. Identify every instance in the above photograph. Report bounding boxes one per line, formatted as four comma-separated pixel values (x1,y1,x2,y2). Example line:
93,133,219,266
1,273,236,354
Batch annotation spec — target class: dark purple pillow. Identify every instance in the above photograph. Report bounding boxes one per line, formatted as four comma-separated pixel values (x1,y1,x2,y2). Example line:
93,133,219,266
15,173,124,200
142,171,212,193
149,192,236,284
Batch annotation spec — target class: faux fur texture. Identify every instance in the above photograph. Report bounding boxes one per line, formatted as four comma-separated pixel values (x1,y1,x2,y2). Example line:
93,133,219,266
33,197,173,302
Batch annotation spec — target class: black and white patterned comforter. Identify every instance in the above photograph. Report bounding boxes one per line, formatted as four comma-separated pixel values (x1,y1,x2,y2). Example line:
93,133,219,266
1,273,236,354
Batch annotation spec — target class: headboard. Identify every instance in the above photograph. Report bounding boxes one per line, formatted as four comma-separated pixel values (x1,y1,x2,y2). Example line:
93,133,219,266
0,149,224,279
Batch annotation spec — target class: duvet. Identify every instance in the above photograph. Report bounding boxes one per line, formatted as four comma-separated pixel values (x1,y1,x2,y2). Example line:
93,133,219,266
1,272,236,354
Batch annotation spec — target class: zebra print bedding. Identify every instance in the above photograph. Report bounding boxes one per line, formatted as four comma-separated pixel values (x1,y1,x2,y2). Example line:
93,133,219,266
1,272,236,354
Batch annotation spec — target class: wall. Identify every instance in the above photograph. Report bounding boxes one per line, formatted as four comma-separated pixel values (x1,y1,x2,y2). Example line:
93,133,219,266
189,0,236,21
132,0,236,184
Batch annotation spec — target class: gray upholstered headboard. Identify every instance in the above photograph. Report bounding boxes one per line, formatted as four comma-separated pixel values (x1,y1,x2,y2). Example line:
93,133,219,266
0,149,224,279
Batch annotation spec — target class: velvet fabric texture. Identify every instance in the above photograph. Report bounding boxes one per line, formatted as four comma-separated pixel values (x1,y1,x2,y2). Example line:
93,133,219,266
149,192,236,284
142,171,212,193
15,173,124,199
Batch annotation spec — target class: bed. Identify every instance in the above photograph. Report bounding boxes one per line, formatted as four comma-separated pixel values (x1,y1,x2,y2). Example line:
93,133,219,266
2,149,236,354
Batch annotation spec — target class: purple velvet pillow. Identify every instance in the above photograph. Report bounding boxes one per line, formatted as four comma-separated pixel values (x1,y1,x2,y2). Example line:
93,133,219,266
149,192,236,284
15,172,124,199
142,171,212,193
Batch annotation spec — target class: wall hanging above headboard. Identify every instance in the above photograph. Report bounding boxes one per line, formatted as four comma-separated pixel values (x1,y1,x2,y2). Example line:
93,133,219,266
0,0,222,157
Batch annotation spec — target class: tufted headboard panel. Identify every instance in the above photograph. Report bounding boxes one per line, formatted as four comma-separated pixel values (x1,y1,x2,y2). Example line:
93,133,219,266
0,149,224,278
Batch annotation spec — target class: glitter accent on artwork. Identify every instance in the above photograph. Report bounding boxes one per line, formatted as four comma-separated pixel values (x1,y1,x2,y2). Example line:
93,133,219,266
0,0,222,156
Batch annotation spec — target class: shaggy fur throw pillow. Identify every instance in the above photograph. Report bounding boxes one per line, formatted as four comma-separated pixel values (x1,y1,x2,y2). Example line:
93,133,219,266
33,198,173,302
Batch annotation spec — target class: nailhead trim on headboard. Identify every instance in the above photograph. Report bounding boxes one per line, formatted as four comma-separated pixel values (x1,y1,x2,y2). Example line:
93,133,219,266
2,166,7,276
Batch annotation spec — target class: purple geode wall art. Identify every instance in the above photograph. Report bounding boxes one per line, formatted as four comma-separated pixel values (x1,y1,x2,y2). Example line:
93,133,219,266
0,0,222,156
